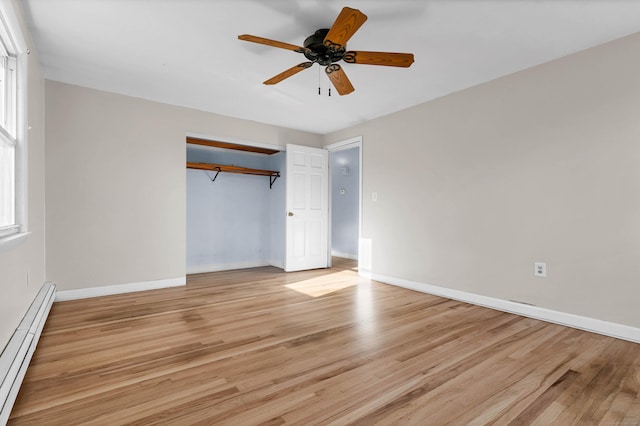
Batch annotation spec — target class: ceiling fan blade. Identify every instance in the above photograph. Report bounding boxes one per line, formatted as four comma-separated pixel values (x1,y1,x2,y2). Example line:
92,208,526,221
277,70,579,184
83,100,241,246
325,64,354,96
344,51,415,68
323,7,368,49
264,62,313,85
238,34,309,53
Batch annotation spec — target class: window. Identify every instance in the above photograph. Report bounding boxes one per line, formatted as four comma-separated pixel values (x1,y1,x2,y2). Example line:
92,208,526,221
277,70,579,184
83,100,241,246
0,5,22,240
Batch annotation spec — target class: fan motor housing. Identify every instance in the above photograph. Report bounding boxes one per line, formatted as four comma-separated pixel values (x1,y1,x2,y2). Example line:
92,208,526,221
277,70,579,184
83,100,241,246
303,29,346,66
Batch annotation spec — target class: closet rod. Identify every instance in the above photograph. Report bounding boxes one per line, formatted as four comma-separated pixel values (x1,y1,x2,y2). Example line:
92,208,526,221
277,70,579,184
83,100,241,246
187,162,280,188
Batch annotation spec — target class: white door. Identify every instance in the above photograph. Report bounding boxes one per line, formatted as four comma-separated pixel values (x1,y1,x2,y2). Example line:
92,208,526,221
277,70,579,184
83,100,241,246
285,144,329,272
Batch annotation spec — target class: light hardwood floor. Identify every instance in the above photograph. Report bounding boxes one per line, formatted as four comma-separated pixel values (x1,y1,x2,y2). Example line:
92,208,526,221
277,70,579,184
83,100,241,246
9,259,640,425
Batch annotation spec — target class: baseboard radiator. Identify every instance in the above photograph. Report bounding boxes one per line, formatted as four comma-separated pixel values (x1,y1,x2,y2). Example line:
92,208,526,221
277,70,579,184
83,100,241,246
0,282,56,424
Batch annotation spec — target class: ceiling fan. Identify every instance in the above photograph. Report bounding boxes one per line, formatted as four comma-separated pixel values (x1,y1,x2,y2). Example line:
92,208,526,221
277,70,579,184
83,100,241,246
238,6,414,95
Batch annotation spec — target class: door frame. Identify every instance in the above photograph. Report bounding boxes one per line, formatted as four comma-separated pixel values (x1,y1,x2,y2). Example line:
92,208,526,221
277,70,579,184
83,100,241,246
324,136,363,269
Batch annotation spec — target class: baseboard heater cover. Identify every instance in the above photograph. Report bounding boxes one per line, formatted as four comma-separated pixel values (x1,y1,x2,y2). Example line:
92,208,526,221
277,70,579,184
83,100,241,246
0,282,56,424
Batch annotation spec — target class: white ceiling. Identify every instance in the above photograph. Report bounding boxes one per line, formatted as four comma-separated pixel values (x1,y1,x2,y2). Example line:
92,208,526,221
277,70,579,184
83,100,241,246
21,0,640,135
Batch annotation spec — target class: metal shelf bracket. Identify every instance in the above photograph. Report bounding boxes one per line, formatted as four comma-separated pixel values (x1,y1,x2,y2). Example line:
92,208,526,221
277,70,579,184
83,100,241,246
270,173,280,189
205,167,222,182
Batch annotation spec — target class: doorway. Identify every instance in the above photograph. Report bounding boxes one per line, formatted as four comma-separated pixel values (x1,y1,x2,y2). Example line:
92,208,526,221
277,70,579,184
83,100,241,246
185,134,285,274
326,136,362,270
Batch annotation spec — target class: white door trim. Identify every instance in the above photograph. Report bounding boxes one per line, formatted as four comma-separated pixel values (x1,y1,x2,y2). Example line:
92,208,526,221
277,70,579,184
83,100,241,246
325,136,363,269
324,136,363,152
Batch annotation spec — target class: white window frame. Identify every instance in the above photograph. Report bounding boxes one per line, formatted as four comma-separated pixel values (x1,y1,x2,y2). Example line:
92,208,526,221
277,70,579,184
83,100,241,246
0,0,28,244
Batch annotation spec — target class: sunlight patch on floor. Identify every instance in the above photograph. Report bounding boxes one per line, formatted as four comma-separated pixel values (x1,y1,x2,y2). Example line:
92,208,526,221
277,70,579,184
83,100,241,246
285,270,358,297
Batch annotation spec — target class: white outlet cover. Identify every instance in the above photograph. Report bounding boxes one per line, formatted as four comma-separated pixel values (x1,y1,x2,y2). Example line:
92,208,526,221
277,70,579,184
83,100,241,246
534,262,547,277
372,192,378,202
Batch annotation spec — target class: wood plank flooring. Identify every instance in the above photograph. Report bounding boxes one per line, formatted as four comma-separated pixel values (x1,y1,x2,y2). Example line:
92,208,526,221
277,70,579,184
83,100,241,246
9,259,640,425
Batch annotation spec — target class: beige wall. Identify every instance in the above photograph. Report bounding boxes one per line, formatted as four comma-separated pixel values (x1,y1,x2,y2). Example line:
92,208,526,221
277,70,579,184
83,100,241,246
325,33,640,328
0,1,46,349
45,81,322,290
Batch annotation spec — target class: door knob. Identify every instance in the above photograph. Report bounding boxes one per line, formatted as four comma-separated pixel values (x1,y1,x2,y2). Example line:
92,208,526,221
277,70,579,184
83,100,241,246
288,212,294,216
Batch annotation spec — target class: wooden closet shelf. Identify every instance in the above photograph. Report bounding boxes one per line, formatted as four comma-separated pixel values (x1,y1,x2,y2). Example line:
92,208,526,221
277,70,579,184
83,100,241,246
187,162,281,188
186,137,280,155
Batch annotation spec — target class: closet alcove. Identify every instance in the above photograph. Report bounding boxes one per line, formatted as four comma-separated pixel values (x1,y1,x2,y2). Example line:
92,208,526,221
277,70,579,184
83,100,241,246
186,137,286,274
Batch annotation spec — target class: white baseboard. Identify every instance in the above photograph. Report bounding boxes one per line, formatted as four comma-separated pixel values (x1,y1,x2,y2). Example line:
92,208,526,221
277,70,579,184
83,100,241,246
331,251,358,260
366,271,640,344
358,268,372,279
55,277,185,302
270,259,285,270
187,260,271,275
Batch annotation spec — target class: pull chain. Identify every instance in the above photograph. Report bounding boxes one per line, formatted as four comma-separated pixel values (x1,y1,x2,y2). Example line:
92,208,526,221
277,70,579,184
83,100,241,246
318,66,332,97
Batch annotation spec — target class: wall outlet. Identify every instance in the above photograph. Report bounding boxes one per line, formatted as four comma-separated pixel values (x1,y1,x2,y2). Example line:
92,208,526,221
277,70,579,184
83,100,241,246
372,192,378,202
534,262,547,278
